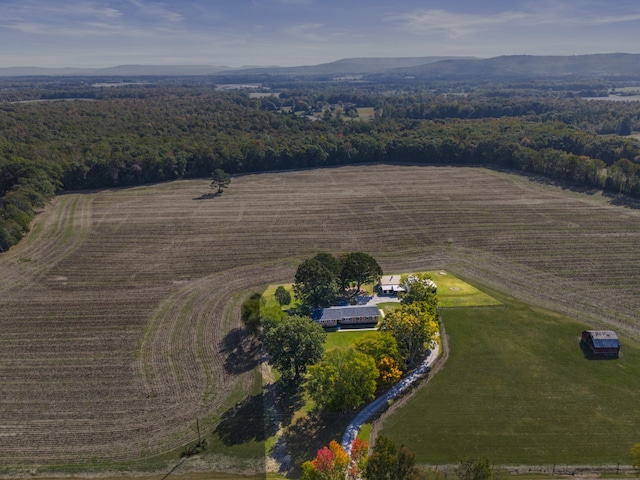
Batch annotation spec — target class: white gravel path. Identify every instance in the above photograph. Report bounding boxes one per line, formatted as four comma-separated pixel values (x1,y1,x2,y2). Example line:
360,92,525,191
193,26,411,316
341,343,440,454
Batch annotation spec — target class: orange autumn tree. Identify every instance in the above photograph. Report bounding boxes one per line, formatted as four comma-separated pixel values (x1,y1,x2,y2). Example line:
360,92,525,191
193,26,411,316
302,439,370,480
348,438,370,480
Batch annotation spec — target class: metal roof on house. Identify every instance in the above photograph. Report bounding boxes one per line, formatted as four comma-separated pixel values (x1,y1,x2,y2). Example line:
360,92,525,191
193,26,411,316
584,330,620,349
312,305,381,322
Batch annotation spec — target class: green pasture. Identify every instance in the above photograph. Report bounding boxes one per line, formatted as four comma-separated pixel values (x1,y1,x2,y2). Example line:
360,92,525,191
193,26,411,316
378,290,640,465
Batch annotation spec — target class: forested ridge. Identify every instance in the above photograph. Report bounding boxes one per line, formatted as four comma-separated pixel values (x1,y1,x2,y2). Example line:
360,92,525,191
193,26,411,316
2,84,640,251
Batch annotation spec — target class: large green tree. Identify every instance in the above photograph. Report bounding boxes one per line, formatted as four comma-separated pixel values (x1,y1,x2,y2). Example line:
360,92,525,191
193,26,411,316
210,168,231,193
399,273,438,307
353,332,400,363
456,457,493,480
305,348,378,412
364,435,421,480
240,293,264,336
294,256,340,308
340,252,383,296
274,285,292,307
379,302,438,367
262,315,326,381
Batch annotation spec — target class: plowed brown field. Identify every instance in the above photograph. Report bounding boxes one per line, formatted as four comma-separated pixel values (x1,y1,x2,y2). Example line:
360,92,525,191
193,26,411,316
1,165,640,470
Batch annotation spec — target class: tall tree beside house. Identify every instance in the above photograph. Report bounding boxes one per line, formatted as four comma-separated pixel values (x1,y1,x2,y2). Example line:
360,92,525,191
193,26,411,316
210,168,231,193
399,273,438,307
294,256,340,309
314,252,343,279
379,302,439,367
261,315,326,381
340,252,383,296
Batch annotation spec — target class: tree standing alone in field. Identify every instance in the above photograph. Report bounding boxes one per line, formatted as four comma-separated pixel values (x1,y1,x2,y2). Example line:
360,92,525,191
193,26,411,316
210,168,231,194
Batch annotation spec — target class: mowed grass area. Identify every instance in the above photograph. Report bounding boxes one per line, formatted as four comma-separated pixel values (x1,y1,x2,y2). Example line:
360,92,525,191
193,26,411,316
432,271,502,308
325,330,374,350
379,289,640,465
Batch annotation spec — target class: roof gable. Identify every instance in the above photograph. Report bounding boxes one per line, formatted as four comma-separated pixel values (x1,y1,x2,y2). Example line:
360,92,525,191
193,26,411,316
313,305,380,322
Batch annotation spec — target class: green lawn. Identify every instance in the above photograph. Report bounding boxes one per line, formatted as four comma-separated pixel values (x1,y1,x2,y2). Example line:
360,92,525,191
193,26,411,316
378,290,640,465
261,283,300,311
324,330,375,350
430,271,502,308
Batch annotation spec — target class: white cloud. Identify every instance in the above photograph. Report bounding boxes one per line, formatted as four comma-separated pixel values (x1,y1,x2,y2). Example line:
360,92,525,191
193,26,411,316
389,4,640,38
126,0,184,23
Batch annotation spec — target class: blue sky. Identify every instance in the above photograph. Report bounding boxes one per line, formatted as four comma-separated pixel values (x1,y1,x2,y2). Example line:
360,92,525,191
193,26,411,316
1,0,640,67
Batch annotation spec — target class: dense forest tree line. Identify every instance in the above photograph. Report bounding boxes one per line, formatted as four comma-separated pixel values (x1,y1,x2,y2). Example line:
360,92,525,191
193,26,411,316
2,85,640,251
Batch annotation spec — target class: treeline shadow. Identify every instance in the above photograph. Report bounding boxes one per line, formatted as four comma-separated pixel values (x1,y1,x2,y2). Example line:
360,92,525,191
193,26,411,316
608,193,640,210
215,391,275,446
280,410,348,475
214,379,305,447
220,327,261,375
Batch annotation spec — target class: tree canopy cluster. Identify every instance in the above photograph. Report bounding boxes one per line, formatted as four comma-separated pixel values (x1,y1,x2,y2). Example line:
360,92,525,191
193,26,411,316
4,84,640,252
293,252,383,309
301,435,421,480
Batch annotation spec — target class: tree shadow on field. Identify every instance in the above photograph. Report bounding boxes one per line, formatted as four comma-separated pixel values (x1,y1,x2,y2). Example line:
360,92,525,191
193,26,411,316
193,192,221,200
214,379,306,450
214,391,275,446
608,193,640,210
220,327,261,375
280,410,348,475
272,379,305,428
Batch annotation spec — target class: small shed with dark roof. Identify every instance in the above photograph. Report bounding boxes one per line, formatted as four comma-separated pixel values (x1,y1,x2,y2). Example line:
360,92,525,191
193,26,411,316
312,305,381,328
581,330,620,357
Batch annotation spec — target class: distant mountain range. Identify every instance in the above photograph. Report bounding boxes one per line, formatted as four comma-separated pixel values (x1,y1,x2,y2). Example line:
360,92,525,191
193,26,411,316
2,53,640,79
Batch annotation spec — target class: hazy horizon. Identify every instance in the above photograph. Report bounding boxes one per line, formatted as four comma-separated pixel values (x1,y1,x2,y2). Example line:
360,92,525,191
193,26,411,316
1,0,640,69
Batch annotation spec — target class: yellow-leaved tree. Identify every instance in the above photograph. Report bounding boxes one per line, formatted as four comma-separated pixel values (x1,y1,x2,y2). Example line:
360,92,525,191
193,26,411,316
379,302,439,367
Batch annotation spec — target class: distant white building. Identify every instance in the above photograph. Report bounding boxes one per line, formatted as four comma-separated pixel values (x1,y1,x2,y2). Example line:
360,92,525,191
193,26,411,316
377,274,437,295
378,275,405,295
